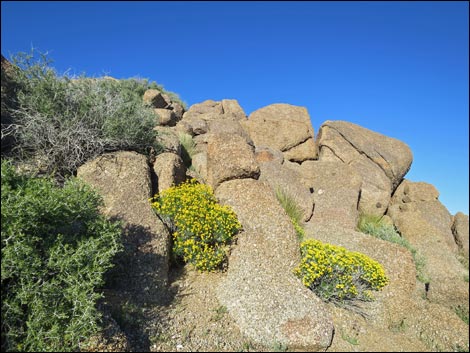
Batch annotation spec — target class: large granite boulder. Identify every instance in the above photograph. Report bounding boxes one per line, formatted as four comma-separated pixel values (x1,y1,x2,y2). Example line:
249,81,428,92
77,151,170,298
207,118,253,145
258,159,314,222
177,99,247,138
154,108,177,126
221,99,246,119
143,89,171,109
153,152,186,193
215,179,334,351
153,126,181,155
241,103,318,162
183,99,223,118
317,121,413,216
206,133,260,189
290,161,363,230
387,180,468,308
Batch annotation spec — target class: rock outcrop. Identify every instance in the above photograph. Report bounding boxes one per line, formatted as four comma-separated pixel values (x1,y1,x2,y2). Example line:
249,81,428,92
77,151,170,298
153,152,186,193
290,160,363,229
258,158,315,222
317,120,413,216
241,103,318,163
143,88,185,126
453,212,469,258
216,179,334,351
206,133,260,189
387,180,468,309
71,95,468,352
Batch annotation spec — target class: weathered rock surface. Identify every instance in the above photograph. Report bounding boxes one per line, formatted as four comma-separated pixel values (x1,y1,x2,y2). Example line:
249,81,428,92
77,151,170,296
153,152,186,193
305,223,469,352
143,89,171,109
176,116,208,136
289,160,362,230
258,159,314,222
183,99,223,118
387,180,468,308
206,133,260,189
171,102,185,120
304,222,417,324
221,99,246,119
282,138,317,162
215,179,334,351
452,212,469,258
254,146,284,164
154,108,177,126
177,99,248,139
207,118,253,144
153,126,181,155
241,103,317,162
317,120,413,216
190,152,208,183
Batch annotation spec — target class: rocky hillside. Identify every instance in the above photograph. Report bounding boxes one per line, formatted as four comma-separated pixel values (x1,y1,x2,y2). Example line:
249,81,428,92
2,55,468,351
75,92,469,352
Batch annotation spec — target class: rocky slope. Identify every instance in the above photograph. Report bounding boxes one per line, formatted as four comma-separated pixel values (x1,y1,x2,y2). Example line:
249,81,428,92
77,93,468,352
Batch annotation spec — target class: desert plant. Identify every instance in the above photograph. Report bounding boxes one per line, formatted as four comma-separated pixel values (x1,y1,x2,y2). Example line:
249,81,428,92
275,187,305,240
294,239,389,303
357,213,430,284
3,50,186,177
454,305,469,325
151,179,241,271
1,160,122,352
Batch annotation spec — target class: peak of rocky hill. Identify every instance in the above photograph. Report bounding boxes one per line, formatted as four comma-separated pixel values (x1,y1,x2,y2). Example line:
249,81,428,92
76,93,468,352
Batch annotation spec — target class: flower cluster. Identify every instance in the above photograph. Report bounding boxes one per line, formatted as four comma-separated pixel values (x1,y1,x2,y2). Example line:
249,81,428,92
294,239,389,302
151,179,241,271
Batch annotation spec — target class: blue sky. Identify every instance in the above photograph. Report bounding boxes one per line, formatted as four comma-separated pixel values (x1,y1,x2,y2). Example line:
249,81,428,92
2,1,468,214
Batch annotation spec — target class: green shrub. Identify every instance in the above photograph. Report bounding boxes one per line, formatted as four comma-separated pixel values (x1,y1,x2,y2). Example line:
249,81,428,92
151,179,241,271
357,213,430,284
1,160,122,352
3,50,184,177
294,239,389,303
275,187,305,240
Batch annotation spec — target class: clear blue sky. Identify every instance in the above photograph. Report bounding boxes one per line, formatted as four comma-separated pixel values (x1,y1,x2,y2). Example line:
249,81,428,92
2,1,468,215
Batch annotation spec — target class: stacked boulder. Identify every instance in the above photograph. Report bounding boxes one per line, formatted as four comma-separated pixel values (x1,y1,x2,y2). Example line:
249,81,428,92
76,93,469,351
143,89,184,127
316,120,413,216
172,100,335,350
143,89,187,193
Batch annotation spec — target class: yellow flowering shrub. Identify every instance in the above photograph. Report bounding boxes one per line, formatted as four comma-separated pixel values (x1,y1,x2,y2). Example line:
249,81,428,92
294,239,389,302
151,180,241,271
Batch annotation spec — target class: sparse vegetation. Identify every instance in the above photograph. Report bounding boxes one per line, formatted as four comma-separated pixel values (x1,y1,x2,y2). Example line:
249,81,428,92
151,179,241,271
454,305,469,325
275,187,305,240
212,305,228,321
272,341,288,352
178,132,196,168
1,160,122,352
357,213,430,284
1,50,184,178
341,330,359,345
